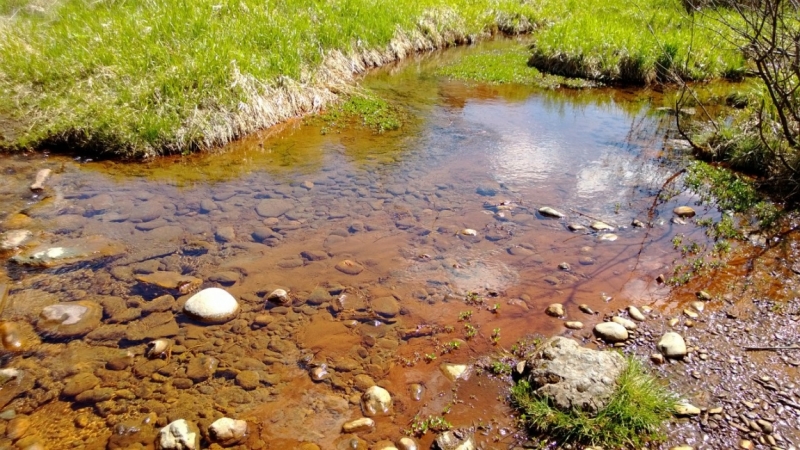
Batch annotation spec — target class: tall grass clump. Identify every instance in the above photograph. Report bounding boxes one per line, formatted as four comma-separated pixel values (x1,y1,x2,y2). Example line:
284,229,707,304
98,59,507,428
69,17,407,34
0,0,539,157
527,0,745,84
511,357,676,448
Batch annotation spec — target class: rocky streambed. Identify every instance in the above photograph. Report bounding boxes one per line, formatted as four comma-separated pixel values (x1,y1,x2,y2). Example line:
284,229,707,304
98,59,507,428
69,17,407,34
0,42,796,450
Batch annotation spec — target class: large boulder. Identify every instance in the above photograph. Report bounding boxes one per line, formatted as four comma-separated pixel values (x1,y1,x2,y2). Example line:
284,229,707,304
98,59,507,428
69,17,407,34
524,336,626,414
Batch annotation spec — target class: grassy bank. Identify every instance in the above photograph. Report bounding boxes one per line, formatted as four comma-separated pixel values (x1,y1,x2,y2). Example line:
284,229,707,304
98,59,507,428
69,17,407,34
0,0,752,156
0,0,538,157
528,0,745,84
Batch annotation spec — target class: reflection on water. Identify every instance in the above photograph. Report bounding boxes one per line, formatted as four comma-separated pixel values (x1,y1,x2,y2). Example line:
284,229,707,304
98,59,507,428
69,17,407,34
0,40,712,449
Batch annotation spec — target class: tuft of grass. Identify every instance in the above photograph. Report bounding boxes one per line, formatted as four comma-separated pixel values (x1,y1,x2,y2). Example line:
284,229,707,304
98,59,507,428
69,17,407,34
527,0,745,84
311,92,405,134
511,357,676,448
435,45,594,88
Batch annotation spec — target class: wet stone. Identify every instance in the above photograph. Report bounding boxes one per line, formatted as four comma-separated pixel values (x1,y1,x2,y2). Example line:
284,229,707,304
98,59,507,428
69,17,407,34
35,301,102,338
183,288,239,323
674,403,701,417
215,226,236,243
235,371,260,390
361,386,392,416
62,373,100,398
538,207,565,218
0,230,32,251
335,259,364,275
611,316,637,330
209,418,248,446
208,271,240,286
627,305,645,321
342,417,374,433
255,199,293,218
658,332,687,358
75,388,115,404
186,355,219,382
142,295,175,313
372,296,400,318
158,419,199,450
277,257,303,268
545,303,564,317
301,250,328,261
12,236,125,268
673,206,696,218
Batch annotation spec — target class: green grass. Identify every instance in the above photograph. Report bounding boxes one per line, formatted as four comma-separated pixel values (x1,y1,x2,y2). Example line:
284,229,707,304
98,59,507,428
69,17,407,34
435,44,594,88
0,0,754,156
528,0,746,84
684,161,779,228
0,0,539,157
310,92,406,134
511,357,676,448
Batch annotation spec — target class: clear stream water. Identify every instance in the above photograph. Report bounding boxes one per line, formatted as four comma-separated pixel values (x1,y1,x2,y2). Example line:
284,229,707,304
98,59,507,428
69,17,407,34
0,40,723,449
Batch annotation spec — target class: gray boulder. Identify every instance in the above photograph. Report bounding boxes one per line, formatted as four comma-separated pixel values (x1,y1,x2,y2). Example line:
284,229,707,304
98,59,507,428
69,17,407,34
525,336,626,414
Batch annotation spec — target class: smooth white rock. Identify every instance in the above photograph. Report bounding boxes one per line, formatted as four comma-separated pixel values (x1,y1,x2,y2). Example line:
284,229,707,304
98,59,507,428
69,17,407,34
612,316,637,330
657,332,687,358
627,305,646,321
183,288,239,323
593,322,628,342
361,385,392,416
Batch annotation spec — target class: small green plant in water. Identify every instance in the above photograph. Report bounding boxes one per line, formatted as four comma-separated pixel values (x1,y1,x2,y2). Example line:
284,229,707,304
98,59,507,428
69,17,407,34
464,323,477,339
511,357,675,448
458,310,473,321
465,291,484,306
408,415,452,437
316,93,404,134
491,328,501,345
490,361,513,375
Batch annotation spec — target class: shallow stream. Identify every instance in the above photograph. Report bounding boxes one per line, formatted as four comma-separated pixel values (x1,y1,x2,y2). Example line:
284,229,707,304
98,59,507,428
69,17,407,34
0,40,736,449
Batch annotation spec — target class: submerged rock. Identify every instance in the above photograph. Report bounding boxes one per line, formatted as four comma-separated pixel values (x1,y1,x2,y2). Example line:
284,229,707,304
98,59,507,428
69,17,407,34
255,199,293,218
12,236,125,268
183,288,239,323
158,419,199,450
673,206,696,218
135,271,203,296
434,430,475,450
545,303,564,317
35,301,102,338
590,221,614,231
524,336,626,414
0,230,32,251
29,168,51,191
440,363,470,382
342,417,374,433
335,259,364,275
